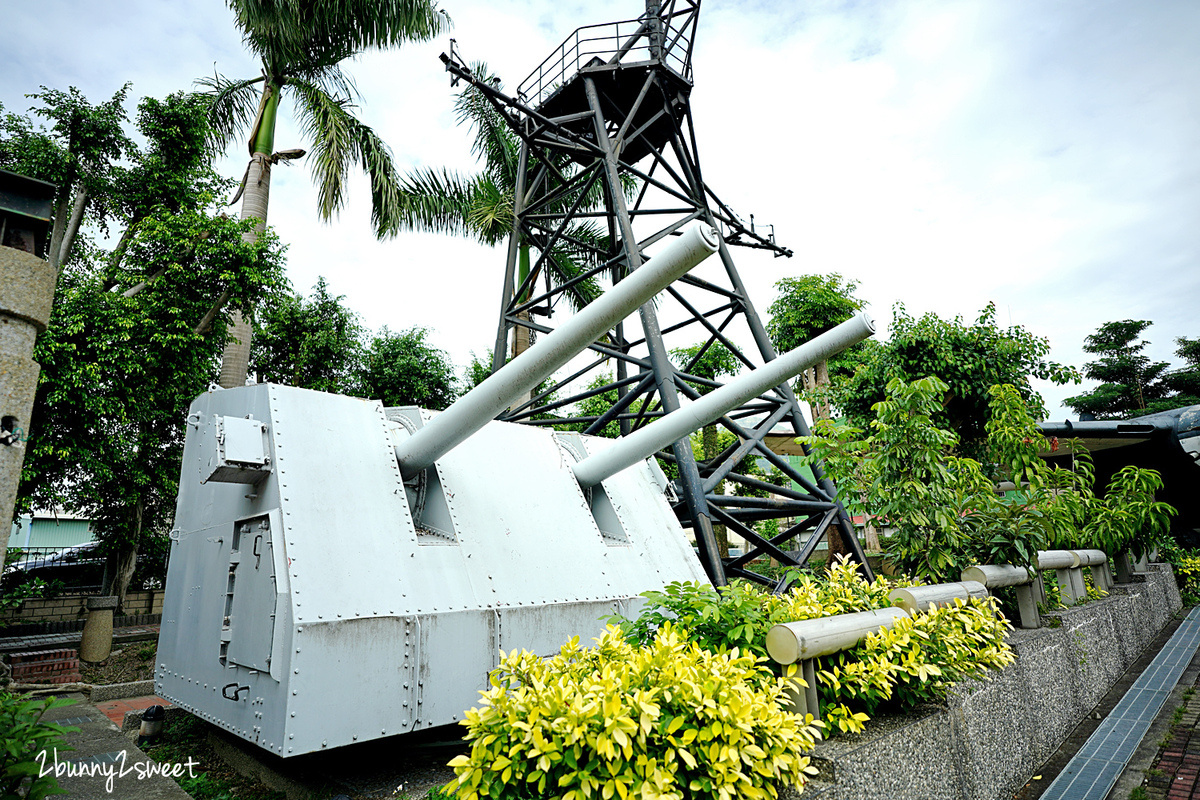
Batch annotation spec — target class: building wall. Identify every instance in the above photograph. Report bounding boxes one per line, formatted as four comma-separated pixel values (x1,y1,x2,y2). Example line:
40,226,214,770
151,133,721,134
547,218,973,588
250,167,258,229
9,515,95,550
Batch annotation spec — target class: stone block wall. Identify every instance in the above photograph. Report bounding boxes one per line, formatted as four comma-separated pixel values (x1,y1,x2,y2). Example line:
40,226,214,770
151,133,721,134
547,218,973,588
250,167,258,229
0,589,163,626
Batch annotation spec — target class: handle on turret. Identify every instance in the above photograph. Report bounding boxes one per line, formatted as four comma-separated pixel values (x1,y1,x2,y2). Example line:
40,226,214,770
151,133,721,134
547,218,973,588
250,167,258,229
570,311,876,488
394,224,721,478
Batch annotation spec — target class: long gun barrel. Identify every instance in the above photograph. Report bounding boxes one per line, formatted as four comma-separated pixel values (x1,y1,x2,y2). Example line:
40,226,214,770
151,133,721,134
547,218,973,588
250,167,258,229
394,224,721,478
570,311,876,488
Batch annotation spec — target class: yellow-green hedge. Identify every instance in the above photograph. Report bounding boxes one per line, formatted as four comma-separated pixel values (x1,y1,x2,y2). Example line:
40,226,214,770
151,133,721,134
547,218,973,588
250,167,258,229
444,625,820,800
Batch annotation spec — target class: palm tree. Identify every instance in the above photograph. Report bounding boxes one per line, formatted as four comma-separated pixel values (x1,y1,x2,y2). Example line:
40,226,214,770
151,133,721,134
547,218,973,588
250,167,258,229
199,0,449,388
391,65,608,362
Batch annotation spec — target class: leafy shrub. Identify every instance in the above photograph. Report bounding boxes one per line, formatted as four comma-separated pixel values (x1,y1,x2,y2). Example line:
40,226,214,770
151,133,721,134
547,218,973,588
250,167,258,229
615,560,1014,735
817,598,1014,727
1156,539,1200,605
444,625,819,800
614,558,907,661
802,378,1176,582
1,692,78,799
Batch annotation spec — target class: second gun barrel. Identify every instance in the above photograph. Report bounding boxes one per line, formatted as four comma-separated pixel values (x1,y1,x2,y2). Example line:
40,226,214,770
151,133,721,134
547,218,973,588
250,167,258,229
571,311,876,488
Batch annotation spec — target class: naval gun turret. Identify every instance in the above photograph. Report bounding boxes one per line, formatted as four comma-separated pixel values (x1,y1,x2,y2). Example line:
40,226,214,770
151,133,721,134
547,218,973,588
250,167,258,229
155,225,875,756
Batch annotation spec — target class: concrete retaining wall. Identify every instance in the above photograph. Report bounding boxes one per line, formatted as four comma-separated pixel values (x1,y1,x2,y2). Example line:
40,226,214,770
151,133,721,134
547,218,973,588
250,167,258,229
792,563,1183,800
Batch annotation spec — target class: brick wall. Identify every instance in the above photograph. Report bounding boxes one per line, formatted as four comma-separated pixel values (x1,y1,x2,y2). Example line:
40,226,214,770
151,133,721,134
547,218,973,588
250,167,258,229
8,649,81,684
0,589,162,625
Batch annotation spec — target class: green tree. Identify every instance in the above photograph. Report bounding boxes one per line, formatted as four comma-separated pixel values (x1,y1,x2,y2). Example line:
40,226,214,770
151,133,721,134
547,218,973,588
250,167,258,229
200,0,449,388
1064,320,1171,419
23,211,286,606
7,88,289,606
837,302,1079,459
360,327,458,409
1165,336,1200,406
0,85,133,268
106,93,231,283
1065,321,1199,418
391,64,607,366
766,273,867,420
463,351,493,392
251,277,367,393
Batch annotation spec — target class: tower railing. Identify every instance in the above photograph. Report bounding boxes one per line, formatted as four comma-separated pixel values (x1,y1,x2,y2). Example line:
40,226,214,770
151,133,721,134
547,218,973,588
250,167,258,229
517,8,696,109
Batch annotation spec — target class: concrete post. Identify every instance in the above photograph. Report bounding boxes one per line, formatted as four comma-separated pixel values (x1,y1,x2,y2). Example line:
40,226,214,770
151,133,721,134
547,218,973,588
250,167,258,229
780,659,821,721
0,245,57,553
1054,569,1082,604
1114,553,1134,583
80,595,118,663
1075,549,1112,592
960,564,1041,629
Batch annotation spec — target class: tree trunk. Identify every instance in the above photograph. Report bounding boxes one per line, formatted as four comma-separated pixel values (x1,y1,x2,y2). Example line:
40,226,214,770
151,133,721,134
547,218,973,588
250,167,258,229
103,224,138,289
509,245,534,405
47,187,72,269
864,516,881,552
512,311,532,358
825,523,849,567
714,524,730,561
219,84,278,388
110,502,143,612
814,359,831,421
56,188,88,268
218,154,270,387
801,366,823,424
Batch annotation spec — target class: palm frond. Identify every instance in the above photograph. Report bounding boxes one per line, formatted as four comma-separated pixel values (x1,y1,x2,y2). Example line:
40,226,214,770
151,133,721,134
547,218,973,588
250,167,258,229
389,165,481,239
543,247,603,312
288,78,406,238
230,0,448,72
194,72,265,155
562,220,612,260
284,0,448,50
295,63,360,102
466,179,513,246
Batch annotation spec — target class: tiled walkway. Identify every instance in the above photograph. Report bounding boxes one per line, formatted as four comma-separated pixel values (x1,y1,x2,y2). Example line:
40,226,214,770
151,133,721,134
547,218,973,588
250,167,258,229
93,695,171,726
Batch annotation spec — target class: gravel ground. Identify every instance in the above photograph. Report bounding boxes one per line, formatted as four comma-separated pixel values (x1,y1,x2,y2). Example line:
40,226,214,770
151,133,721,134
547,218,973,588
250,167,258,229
79,641,158,684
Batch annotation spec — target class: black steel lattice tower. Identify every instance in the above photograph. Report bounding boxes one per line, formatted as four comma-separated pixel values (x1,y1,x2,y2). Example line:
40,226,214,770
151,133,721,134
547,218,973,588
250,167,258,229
441,0,873,587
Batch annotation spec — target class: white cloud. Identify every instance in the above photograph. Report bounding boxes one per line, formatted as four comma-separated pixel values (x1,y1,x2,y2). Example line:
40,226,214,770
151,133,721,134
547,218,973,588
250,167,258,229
4,0,1198,416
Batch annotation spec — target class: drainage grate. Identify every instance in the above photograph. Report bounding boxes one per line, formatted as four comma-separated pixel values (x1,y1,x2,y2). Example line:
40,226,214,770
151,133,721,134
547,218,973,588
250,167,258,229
1041,606,1200,800
55,716,95,726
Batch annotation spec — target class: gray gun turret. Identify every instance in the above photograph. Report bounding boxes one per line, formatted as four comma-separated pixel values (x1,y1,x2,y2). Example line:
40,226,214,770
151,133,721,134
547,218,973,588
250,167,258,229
156,225,874,757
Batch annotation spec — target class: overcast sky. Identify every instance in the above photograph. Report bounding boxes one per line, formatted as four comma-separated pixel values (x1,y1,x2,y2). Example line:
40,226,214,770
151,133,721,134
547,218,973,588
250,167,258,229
4,0,1198,421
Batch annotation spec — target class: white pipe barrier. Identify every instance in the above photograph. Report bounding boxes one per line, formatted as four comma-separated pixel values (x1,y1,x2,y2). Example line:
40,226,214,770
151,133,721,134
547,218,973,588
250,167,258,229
961,564,1040,629
1038,550,1089,605
766,607,908,721
765,580,990,720
889,581,988,615
394,224,721,478
766,607,910,665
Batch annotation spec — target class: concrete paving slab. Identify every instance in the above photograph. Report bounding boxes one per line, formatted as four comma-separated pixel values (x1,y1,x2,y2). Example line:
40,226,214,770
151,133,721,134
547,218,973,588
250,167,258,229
36,692,191,800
